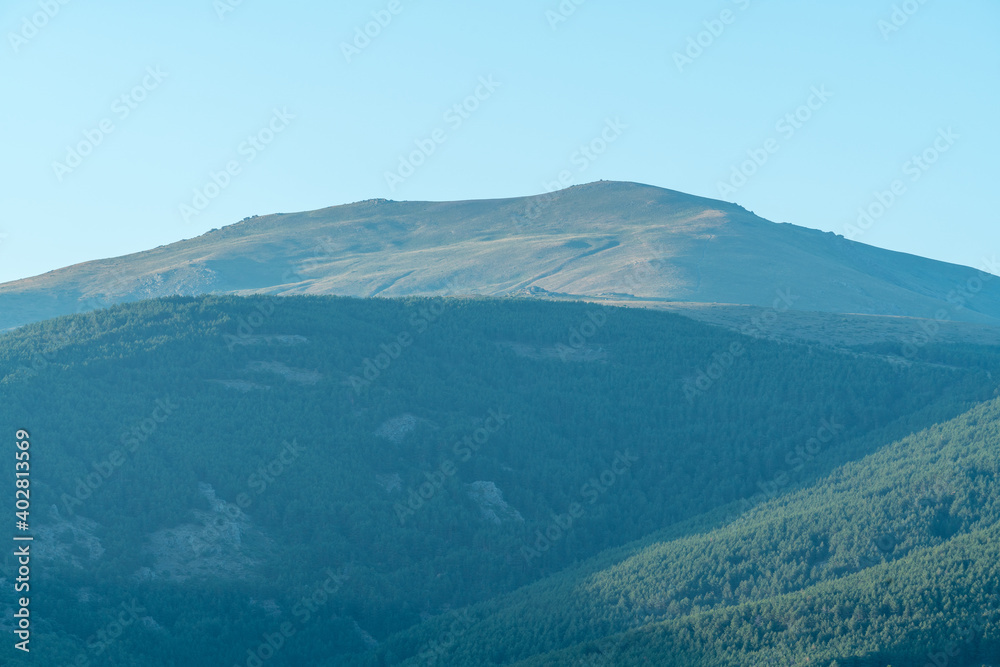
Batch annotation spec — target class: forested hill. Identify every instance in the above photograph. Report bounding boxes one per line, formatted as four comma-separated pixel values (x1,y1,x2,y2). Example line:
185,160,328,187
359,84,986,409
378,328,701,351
3,181,1000,332
1,295,998,665
387,397,1000,666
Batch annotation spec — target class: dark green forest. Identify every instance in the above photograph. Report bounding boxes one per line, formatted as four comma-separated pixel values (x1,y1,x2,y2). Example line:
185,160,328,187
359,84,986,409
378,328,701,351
0,295,998,665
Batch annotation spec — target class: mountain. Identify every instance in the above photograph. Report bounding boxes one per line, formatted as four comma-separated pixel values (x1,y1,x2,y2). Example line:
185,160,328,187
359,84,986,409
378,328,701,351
3,181,1000,334
2,295,999,665
4,182,1000,665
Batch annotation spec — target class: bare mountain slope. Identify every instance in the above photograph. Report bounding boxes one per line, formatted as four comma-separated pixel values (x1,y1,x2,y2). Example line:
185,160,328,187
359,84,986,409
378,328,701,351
2,181,999,331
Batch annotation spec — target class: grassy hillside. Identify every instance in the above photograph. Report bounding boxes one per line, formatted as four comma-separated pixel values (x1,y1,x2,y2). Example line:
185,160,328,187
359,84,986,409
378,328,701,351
3,182,1000,332
0,295,998,665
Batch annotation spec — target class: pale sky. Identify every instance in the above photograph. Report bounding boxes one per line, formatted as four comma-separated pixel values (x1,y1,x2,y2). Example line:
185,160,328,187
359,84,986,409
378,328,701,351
2,0,998,284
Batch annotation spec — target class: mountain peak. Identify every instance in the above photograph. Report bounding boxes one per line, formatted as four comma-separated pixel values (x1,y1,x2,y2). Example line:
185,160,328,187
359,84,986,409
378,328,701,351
2,183,999,331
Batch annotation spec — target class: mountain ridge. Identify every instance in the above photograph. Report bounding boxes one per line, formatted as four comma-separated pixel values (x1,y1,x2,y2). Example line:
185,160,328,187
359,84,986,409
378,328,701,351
3,181,999,332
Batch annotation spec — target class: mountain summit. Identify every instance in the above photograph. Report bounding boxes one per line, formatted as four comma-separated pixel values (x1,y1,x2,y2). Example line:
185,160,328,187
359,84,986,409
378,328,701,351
2,181,998,330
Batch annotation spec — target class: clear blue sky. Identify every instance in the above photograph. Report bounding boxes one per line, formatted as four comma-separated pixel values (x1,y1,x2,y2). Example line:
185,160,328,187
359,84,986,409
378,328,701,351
2,0,997,284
